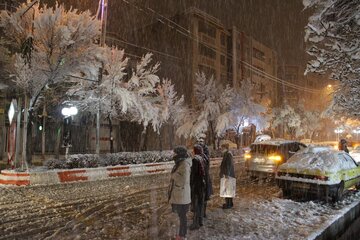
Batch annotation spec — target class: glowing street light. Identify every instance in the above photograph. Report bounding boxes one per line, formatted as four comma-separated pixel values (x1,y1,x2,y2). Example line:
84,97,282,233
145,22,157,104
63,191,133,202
353,129,360,141
334,128,344,142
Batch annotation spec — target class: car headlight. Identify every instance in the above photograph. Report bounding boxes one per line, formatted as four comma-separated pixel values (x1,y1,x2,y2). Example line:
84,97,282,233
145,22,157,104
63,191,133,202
269,155,282,162
244,153,252,159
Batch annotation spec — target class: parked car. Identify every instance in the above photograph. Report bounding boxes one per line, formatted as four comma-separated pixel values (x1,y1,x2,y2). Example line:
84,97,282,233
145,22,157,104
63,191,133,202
254,134,271,143
350,145,360,164
245,140,307,178
276,146,360,201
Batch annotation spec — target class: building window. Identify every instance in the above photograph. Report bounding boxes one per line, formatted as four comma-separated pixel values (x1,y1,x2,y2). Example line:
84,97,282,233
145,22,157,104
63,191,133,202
198,20,216,38
253,48,265,61
221,55,225,66
254,66,265,78
198,64,216,77
199,43,216,59
221,33,226,46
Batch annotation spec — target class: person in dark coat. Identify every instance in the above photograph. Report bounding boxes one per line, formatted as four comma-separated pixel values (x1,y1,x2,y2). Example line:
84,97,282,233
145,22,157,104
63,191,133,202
219,143,235,209
168,146,192,240
189,144,206,230
339,139,349,153
197,138,212,218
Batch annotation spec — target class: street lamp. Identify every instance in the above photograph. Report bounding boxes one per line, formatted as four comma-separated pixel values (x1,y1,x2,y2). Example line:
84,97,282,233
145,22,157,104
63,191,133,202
61,106,78,159
334,128,344,142
353,129,360,141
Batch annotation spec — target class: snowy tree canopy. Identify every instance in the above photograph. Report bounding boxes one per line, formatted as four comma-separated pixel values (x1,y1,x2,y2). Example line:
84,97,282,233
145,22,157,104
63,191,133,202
271,104,302,139
68,50,182,133
227,79,266,134
0,1,102,110
176,72,235,140
303,0,360,118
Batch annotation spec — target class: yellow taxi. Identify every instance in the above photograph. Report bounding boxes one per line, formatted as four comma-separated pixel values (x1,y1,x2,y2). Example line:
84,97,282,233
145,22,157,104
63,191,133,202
276,146,360,201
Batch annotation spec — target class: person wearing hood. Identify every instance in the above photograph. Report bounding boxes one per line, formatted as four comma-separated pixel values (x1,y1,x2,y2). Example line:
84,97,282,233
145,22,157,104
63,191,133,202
168,146,192,240
189,144,206,230
339,139,349,153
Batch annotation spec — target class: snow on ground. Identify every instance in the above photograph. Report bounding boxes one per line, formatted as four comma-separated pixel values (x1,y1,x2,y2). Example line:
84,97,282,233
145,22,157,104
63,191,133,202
0,163,359,240
159,181,360,240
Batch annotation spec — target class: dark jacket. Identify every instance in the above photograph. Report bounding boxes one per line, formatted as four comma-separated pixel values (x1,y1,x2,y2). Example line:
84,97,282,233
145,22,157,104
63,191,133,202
339,140,349,153
219,150,235,178
190,153,206,197
200,143,213,200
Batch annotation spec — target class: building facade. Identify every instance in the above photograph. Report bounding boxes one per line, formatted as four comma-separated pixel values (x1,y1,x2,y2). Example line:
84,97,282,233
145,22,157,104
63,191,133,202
231,28,278,106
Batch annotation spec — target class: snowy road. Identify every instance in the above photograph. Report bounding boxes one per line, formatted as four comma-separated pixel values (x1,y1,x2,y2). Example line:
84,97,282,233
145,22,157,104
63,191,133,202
0,162,359,240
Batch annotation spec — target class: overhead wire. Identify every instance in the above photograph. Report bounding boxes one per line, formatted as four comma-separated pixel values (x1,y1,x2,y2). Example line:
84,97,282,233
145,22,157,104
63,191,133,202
118,0,322,93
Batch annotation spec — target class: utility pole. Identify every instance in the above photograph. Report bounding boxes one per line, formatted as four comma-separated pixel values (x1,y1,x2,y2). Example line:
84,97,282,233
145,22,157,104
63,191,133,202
96,0,108,154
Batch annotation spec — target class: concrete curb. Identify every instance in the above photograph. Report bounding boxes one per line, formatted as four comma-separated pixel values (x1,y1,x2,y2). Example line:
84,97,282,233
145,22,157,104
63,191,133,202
0,157,228,186
309,199,360,240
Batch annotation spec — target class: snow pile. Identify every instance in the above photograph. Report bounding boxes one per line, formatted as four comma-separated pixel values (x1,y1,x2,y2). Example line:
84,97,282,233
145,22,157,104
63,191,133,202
280,147,356,173
45,151,174,169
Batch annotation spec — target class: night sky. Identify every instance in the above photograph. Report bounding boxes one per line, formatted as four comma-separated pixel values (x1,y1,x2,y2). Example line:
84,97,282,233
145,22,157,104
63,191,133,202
1,0,311,71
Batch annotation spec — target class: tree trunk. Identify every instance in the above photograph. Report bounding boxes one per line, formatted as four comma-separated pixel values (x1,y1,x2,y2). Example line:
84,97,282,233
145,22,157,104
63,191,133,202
41,103,46,159
22,95,28,170
108,115,114,153
54,122,61,160
15,98,22,168
140,126,149,151
209,122,216,150
26,109,34,165
117,123,124,152
158,133,163,151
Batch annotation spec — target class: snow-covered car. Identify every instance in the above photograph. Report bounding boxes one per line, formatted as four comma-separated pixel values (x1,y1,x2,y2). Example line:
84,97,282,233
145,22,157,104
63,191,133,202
276,146,360,201
350,146,360,164
254,134,271,143
245,140,307,178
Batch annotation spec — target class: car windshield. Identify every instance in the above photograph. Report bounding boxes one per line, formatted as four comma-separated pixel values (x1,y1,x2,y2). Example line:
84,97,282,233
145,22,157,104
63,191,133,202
250,144,279,155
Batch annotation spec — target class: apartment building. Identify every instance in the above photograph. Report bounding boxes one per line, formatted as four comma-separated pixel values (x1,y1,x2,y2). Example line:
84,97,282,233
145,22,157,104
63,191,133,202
131,8,278,107
230,28,278,106
277,65,301,107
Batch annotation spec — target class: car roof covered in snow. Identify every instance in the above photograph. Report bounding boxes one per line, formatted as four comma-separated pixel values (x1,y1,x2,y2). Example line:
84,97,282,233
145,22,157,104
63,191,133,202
279,146,358,173
251,139,299,146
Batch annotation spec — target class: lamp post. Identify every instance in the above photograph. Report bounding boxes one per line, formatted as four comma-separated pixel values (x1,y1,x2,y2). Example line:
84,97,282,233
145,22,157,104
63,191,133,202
353,129,360,141
334,128,344,142
61,106,78,159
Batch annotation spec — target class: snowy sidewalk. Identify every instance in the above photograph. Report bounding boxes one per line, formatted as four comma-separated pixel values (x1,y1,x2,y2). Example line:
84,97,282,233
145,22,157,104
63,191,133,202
158,182,360,240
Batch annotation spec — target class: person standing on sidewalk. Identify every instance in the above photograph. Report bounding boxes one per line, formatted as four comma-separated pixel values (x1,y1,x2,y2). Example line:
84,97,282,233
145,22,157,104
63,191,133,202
219,143,235,209
189,144,206,230
168,146,192,240
197,137,212,218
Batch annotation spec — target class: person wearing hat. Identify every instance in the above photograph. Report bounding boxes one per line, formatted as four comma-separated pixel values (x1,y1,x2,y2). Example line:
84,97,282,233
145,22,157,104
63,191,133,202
168,146,192,240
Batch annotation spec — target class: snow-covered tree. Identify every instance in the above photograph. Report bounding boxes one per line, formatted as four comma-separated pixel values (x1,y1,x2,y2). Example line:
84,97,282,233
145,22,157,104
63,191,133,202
0,1,102,162
176,72,234,148
303,0,360,117
271,104,302,139
225,79,266,148
68,50,183,151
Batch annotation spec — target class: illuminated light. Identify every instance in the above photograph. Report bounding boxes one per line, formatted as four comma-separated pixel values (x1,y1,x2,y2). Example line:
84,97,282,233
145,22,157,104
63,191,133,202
244,153,252,159
69,106,78,116
61,106,78,117
334,145,339,150
39,125,43,131
269,155,282,162
61,108,70,116
327,84,332,88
